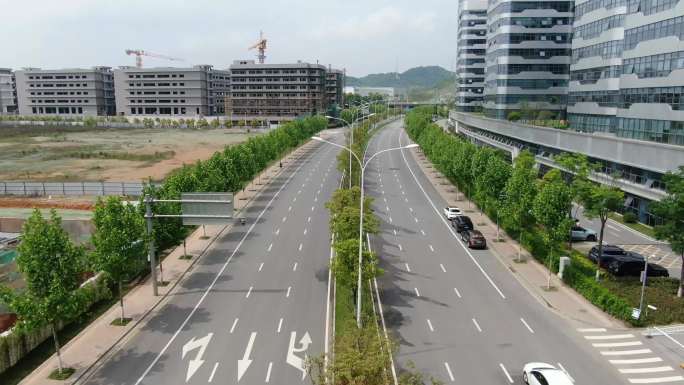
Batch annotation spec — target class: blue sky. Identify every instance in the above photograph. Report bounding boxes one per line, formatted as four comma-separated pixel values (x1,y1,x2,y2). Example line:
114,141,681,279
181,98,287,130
0,0,458,77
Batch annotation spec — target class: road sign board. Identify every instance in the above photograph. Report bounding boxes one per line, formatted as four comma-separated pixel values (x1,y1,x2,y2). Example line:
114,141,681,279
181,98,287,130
181,193,233,225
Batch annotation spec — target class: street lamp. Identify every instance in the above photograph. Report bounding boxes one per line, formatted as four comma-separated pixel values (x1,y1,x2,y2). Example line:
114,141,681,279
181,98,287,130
325,113,376,188
312,135,418,328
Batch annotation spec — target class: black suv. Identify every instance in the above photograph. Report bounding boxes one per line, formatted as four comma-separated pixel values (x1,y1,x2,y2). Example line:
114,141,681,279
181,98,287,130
608,260,670,277
451,215,473,233
587,245,644,268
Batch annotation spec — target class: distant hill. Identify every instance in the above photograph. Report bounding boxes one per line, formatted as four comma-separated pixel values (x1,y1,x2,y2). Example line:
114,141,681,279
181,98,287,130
347,66,454,90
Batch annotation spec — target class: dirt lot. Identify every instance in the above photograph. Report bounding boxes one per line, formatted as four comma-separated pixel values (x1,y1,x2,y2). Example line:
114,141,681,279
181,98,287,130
0,127,256,182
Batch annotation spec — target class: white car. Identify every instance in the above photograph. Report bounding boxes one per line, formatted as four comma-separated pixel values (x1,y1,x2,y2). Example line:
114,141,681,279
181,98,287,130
523,363,573,385
443,206,462,220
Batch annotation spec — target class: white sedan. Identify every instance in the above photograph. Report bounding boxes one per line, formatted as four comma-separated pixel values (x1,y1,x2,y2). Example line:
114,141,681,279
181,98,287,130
443,206,462,220
523,362,573,385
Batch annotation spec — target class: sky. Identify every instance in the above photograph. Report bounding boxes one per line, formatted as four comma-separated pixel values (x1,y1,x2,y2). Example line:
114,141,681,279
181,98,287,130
0,0,458,77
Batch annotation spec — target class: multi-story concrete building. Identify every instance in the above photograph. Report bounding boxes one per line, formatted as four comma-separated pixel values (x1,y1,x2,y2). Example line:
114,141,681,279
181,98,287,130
113,65,229,117
455,0,487,112
326,68,345,108
225,60,328,125
0,69,17,115
15,67,115,116
483,0,574,119
569,0,684,146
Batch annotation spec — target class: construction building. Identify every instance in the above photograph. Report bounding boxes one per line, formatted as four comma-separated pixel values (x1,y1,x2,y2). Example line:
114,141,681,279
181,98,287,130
14,67,115,116
0,69,17,115
113,65,230,117
225,60,328,125
326,68,345,108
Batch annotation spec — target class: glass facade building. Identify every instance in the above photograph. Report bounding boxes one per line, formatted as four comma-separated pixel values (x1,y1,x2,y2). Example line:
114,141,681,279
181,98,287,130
456,0,488,112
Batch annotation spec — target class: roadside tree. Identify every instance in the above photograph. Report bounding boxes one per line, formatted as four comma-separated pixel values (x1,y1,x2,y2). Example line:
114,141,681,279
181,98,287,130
651,166,684,297
91,197,147,324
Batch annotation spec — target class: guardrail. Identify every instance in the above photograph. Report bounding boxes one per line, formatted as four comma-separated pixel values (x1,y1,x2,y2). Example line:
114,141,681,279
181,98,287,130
0,181,153,197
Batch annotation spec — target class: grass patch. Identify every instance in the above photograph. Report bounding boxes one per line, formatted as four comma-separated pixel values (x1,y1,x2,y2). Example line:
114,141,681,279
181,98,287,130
43,150,175,162
110,317,132,326
179,254,193,260
608,213,656,238
48,367,75,380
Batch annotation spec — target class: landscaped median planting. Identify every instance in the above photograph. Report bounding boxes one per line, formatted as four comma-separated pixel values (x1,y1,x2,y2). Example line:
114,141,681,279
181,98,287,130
405,107,683,327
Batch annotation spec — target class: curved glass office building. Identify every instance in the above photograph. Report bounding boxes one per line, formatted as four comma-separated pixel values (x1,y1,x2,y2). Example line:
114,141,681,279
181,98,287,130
456,0,488,112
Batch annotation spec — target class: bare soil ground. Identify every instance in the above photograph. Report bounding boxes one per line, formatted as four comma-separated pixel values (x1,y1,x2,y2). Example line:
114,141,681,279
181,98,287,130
0,127,255,182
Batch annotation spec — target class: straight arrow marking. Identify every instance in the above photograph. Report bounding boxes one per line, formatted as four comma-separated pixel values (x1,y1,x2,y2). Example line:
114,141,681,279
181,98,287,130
237,332,257,382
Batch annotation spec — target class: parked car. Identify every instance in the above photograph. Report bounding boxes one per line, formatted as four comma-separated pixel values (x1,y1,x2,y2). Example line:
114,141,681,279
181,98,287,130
451,215,473,233
571,225,597,242
523,363,573,385
607,260,670,277
461,229,487,249
587,244,644,268
443,206,463,220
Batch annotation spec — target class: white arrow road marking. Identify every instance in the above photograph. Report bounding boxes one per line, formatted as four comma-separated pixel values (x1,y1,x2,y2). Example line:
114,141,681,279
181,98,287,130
237,332,257,382
287,331,312,380
182,333,213,382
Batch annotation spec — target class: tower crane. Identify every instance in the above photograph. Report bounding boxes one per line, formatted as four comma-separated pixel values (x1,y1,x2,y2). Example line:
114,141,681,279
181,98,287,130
248,31,267,64
124,49,185,68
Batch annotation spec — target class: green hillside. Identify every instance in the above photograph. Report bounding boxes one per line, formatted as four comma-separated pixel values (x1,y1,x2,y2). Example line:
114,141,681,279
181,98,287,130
347,66,455,89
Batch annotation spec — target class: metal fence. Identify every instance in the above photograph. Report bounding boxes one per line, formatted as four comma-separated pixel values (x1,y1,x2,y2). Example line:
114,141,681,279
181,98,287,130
0,181,150,197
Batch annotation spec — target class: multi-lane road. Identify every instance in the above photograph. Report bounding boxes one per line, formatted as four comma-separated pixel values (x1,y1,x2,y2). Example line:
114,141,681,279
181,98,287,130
366,120,684,385
82,129,344,385
77,120,683,385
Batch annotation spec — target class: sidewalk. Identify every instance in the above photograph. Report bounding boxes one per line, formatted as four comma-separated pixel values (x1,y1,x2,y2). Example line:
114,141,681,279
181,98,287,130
408,146,626,330
18,139,321,385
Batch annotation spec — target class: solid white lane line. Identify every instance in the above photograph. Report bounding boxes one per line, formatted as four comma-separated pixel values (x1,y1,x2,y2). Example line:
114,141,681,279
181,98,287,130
398,131,507,300
556,363,574,383
304,228,308,235
208,362,219,383
398,244,403,251
472,318,482,332
230,318,239,333
440,264,447,273
267,243,273,252
293,262,298,271
620,367,674,374
414,288,420,297
578,328,607,332
265,362,273,383
609,357,663,364
405,263,411,272
601,349,652,356
429,245,434,252
593,341,643,348
499,363,514,384
427,319,434,332
444,362,455,382
258,262,264,272
627,376,684,384
245,286,253,298
420,229,426,236
585,334,635,340
298,243,303,251
454,288,462,298
286,286,291,298
520,318,534,334
277,318,283,333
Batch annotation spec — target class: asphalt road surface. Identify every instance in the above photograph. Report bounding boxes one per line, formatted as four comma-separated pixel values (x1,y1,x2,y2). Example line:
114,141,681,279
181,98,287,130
366,120,684,385
82,130,343,385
